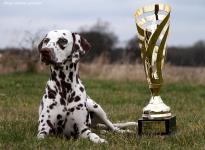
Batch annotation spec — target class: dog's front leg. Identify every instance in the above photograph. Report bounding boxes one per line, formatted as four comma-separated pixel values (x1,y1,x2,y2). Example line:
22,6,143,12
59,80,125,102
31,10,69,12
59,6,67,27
86,98,120,131
37,97,58,139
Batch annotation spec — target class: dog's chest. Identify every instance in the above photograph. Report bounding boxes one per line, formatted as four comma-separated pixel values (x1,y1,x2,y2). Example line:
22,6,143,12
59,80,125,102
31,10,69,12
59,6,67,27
46,77,86,106
44,79,88,132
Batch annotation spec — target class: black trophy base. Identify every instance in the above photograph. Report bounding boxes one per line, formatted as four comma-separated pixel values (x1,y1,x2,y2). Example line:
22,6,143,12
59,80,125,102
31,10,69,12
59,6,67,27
138,116,176,135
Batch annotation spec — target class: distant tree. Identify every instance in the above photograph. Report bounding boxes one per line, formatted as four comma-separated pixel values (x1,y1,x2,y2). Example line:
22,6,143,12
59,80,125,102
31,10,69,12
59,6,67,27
79,20,118,62
125,35,141,63
167,40,205,66
20,30,45,50
19,30,44,72
193,40,205,48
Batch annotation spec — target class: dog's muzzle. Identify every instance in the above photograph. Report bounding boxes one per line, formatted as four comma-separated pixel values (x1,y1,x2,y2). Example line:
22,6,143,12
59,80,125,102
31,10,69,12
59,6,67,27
39,48,56,65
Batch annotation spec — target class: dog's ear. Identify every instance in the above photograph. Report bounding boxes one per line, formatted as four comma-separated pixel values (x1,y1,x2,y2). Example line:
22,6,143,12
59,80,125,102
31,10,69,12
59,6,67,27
38,34,48,51
38,38,44,51
71,33,91,63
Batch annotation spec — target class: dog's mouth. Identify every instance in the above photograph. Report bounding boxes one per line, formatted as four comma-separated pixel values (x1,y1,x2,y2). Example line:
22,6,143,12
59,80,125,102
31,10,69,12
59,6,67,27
40,54,66,69
41,54,55,65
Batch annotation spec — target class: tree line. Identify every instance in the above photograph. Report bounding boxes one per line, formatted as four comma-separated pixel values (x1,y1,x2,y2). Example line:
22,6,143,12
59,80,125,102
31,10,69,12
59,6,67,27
1,21,205,67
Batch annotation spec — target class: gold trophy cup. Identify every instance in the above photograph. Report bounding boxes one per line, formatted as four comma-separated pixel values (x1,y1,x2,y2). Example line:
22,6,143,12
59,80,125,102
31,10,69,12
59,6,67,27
134,3,176,135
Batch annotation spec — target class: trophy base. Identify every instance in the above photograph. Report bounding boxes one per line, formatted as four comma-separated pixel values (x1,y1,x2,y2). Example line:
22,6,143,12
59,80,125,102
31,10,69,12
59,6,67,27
142,112,172,119
143,96,172,119
138,116,176,135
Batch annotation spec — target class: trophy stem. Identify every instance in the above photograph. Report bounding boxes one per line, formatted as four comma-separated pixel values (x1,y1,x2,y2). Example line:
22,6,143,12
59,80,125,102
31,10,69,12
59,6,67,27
150,86,161,96
143,83,171,119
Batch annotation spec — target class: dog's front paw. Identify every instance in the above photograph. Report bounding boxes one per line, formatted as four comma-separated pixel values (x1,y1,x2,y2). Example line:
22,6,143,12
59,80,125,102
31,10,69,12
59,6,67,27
89,133,108,144
98,138,108,144
37,133,46,139
92,137,107,144
112,126,121,132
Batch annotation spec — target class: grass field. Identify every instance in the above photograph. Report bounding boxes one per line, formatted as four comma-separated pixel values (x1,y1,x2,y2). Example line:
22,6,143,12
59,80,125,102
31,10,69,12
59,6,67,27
0,72,205,149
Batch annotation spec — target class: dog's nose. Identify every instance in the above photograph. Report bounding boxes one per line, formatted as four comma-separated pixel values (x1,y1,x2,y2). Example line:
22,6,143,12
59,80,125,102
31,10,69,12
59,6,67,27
39,48,52,54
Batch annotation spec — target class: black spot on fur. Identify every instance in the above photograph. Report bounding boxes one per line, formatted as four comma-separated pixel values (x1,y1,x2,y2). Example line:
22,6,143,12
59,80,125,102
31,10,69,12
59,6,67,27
59,70,66,80
66,65,68,70
60,81,72,100
69,72,73,82
73,63,77,70
60,98,66,105
71,91,75,97
54,66,59,70
76,75,79,84
57,120,63,126
62,118,67,129
46,120,55,133
59,92,64,100
81,128,89,134
65,82,72,91
79,87,84,92
49,102,57,109
47,85,56,99
44,95,47,98
68,97,74,103
87,132,91,136
41,100,44,110
62,107,67,112
56,80,60,89
73,123,79,138
54,86,58,93
63,33,66,35
70,63,73,69
93,104,98,108
57,114,62,120
74,96,81,102
78,103,83,107
69,107,75,112
68,91,75,103
85,112,90,127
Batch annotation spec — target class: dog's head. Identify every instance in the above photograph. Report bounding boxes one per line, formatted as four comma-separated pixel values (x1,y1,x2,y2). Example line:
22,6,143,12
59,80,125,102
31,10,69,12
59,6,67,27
38,30,91,66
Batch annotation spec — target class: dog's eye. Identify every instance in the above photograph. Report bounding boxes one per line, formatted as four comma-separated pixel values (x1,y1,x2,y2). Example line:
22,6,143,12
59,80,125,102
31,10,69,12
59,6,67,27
44,38,50,44
58,38,68,45
57,38,68,50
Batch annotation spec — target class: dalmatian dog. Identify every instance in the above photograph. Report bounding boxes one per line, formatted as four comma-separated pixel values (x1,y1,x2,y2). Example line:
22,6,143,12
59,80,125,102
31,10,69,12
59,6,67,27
37,30,137,143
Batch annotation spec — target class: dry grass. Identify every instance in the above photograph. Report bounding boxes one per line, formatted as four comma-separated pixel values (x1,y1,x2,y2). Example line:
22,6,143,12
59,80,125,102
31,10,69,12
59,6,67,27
80,63,205,85
1,51,205,84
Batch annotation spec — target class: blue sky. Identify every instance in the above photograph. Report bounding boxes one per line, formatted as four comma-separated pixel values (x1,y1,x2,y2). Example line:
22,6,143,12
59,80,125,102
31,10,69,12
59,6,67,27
0,0,205,48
